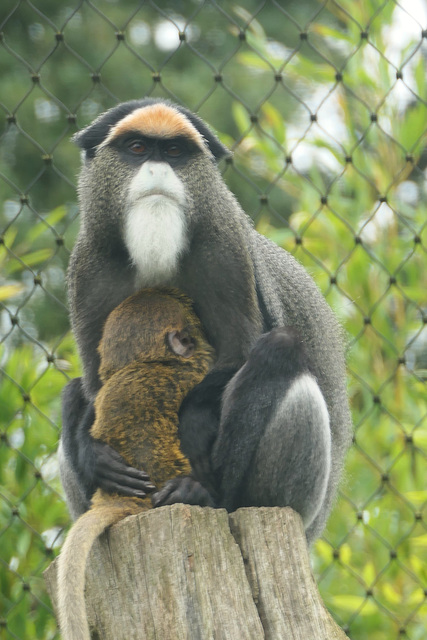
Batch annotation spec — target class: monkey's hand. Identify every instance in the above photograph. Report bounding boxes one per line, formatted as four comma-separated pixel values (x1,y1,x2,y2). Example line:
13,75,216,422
88,439,157,498
151,476,216,508
62,377,156,503
64,386,156,499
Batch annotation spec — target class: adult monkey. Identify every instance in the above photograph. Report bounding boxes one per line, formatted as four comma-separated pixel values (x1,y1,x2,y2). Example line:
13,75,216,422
59,98,352,543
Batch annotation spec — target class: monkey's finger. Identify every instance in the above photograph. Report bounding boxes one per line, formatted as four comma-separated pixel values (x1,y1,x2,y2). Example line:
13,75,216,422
99,469,156,491
101,478,157,498
151,480,179,507
98,469,157,494
94,442,152,481
99,462,152,482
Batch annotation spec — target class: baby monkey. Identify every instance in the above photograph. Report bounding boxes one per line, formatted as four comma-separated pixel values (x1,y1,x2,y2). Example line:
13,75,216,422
57,288,215,640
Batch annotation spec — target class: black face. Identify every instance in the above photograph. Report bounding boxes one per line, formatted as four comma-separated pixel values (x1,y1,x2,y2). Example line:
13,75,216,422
111,133,199,168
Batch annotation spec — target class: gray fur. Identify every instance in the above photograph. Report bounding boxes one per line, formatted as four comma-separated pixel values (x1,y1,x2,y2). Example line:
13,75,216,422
243,373,331,532
57,442,87,521
246,234,352,540
62,100,352,542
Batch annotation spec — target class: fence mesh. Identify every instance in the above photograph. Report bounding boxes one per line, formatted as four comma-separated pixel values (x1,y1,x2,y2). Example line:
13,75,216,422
1,1,426,638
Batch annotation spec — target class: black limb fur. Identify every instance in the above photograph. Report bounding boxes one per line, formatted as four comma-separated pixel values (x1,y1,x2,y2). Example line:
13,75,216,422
212,327,332,531
178,368,237,495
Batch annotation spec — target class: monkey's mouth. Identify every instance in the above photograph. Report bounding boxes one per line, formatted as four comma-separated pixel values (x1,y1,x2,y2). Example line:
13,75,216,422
135,190,180,203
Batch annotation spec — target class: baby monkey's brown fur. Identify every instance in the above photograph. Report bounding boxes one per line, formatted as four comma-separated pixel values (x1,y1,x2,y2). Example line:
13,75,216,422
57,288,215,640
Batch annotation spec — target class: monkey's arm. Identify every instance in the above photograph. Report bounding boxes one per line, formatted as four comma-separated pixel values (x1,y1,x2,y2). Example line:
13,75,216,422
60,378,155,511
174,216,263,492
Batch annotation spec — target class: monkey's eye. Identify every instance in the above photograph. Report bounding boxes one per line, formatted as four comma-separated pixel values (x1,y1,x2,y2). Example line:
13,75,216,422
165,144,183,158
167,330,195,358
128,140,147,154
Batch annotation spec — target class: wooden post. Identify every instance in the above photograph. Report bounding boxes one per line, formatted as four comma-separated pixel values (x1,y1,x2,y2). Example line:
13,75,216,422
45,504,348,639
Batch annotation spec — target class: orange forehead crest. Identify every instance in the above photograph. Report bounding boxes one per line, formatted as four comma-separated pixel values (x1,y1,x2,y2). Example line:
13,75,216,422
101,103,206,150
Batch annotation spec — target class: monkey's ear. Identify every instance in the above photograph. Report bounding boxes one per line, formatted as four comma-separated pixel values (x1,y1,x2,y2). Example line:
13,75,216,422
72,122,110,161
167,330,195,359
175,106,231,162
72,129,96,161
72,126,100,159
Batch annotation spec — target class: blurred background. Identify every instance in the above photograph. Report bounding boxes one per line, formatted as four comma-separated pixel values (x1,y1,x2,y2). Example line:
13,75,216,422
1,1,426,638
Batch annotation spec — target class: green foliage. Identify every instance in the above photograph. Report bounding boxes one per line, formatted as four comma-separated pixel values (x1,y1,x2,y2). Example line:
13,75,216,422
231,6,427,639
0,336,80,639
1,1,426,639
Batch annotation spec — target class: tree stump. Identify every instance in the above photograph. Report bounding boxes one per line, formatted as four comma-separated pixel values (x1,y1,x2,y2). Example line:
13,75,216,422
44,504,348,639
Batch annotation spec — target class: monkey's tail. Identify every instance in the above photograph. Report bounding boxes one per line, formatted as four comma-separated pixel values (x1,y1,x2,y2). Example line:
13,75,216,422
57,499,139,640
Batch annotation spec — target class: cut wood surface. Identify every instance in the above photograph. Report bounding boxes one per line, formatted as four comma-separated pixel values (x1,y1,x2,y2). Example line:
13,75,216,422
45,504,349,639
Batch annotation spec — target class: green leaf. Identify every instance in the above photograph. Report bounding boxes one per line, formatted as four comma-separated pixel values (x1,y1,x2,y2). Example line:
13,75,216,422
232,102,251,134
330,595,378,615
312,23,354,46
380,583,401,606
404,490,427,505
5,249,53,274
314,538,333,561
261,102,286,146
0,284,25,300
414,54,427,100
363,562,376,586
237,52,271,71
412,534,427,548
26,205,68,242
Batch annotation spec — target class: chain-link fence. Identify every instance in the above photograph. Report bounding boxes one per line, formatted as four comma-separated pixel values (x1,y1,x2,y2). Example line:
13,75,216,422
1,1,426,638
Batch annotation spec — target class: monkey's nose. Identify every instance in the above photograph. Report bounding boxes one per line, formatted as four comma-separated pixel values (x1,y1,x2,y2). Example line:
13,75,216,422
147,162,167,178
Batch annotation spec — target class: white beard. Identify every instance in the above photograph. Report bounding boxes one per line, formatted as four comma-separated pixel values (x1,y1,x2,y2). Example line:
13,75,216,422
124,161,188,287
